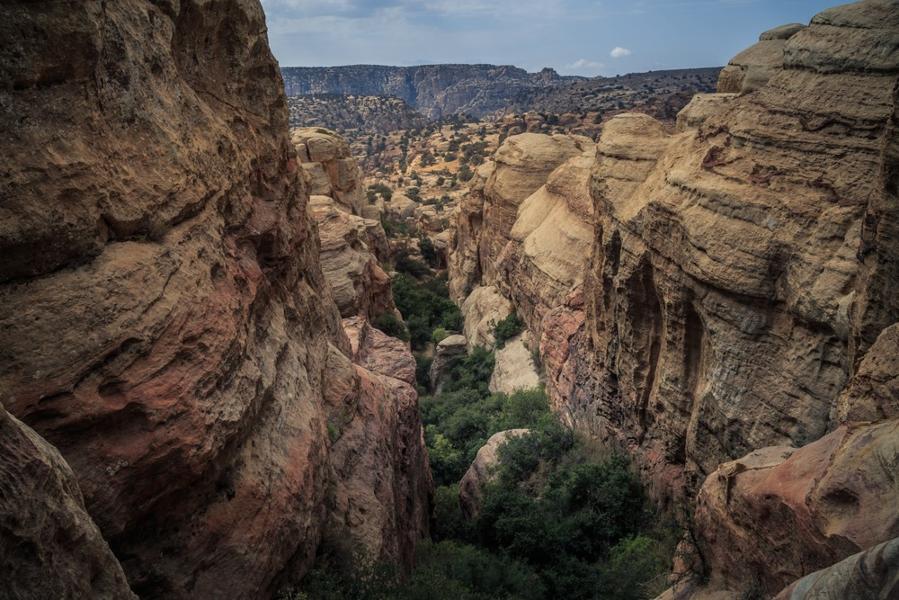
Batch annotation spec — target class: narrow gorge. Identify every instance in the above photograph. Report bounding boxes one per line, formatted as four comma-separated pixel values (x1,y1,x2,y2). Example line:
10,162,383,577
1,1,897,600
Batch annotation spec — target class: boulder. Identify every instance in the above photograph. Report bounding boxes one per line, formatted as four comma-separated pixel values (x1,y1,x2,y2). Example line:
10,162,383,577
489,334,541,395
461,286,513,350
459,429,530,518
429,334,468,393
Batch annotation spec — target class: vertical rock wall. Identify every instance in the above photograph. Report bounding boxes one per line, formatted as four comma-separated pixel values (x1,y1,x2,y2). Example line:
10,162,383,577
0,1,430,598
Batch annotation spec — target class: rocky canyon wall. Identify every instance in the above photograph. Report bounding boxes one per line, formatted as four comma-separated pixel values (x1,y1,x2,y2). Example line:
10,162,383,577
0,2,429,598
448,1,899,597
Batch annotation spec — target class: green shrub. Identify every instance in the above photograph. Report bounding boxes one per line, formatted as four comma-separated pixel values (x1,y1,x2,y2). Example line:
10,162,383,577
432,327,449,345
493,312,525,348
596,535,671,600
373,313,409,341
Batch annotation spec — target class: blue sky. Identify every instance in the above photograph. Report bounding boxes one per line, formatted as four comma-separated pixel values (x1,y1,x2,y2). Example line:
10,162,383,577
260,0,840,76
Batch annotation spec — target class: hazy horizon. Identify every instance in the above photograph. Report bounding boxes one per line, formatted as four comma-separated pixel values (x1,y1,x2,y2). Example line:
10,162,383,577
261,0,838,77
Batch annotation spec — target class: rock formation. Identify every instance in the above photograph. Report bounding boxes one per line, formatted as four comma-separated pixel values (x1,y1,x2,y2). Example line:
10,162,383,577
0,1,430,598
449,133,593,304
772,537,899,600
460,286,512,350
429,334,468,394
690,420,898,597
322,319,432,568
489,334,542,395
458,429,530,518
292,127,367,214
0,405,136,600
448,0,899,595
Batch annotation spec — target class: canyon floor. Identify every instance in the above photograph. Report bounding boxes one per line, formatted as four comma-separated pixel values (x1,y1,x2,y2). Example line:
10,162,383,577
1,1,898,600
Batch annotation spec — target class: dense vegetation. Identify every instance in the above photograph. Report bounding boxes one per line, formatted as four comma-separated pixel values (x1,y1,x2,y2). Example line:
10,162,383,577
293,226,674,600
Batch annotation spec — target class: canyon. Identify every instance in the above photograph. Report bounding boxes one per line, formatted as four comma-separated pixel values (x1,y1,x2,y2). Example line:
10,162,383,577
1,0,897,599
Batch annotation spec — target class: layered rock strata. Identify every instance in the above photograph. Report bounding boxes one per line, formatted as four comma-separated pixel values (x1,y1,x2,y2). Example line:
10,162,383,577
0,1,430,598
449,0,899,595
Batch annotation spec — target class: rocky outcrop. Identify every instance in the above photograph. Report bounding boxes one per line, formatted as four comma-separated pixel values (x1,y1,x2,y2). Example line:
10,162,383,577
489,334,541,395
309,196,395,320
497,147,595,339
429,334,468,394
460,286,512,350
292,127,366,215
555,0,899,497
688,420,899,597
0,405,136,600
293,128,395,321
773,537,899,600
449,133,592,306
0,2,430,598
322,320,432,568
458,429,530,518
717,23,805,94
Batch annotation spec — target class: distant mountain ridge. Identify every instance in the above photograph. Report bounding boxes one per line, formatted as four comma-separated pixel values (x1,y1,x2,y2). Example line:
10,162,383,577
281,64,577,119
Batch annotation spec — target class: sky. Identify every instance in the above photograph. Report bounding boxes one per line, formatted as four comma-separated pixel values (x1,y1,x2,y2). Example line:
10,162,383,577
260,0,840,77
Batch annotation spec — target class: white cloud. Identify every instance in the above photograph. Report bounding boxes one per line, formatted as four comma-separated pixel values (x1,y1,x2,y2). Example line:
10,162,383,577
610,46,632,58
568,58,605,70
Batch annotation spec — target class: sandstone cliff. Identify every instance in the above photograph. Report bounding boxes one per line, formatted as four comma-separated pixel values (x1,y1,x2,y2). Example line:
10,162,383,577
292,128,396,321
0,2,430,598
448,1,899,595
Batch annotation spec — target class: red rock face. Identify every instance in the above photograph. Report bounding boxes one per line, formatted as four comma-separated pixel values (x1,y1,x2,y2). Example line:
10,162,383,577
0,1,431,598
0,406,136,600
691,420,899,597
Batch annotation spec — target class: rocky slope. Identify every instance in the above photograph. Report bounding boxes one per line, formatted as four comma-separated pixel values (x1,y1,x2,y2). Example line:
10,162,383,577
287,94,428,134
0,2,430,598
282,64,574,119
448,1,899,596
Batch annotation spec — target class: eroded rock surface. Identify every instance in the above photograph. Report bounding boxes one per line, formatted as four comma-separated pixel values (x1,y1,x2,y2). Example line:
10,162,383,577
0,2,430,597
448,1,899,595
489,334,541,395
322,321,432,569
0,405,136,600
429,334,468,393
691,420,899,597
557,0,899,499
292,127,366,214
461,286,513,350
773,537,899,600
310,195,395,320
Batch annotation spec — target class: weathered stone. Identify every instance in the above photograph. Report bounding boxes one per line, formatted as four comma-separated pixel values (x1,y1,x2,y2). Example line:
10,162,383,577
0,2,431,597
692,420,899,597
429,334,468,393
489,334,541,395
310,195,395,320
291,128,366,214
461,286,513,350
772,537,899,600
0,405,136,600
